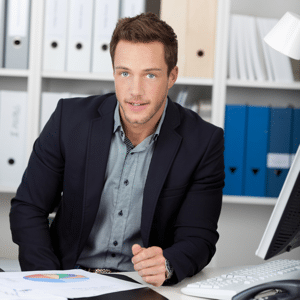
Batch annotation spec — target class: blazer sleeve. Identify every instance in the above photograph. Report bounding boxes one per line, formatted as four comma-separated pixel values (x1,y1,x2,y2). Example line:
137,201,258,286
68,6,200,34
9,99,65,271
163,126,224,284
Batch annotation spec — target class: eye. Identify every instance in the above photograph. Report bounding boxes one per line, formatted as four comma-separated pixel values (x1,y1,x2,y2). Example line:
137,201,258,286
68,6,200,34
147,73,156,79
121,72,129,77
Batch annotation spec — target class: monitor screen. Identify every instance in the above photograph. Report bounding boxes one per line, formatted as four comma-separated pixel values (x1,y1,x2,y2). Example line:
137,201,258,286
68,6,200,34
256,145,300,260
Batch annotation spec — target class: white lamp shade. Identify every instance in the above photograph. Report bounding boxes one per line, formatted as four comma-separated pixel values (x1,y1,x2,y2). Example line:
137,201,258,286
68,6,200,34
264,12,300,60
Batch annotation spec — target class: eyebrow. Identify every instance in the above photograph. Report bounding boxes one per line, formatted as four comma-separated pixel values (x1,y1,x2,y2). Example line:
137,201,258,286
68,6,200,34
115,66,163,72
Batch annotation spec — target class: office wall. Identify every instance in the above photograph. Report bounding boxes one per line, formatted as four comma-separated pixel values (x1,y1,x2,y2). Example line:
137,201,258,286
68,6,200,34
0,193,18,259
210,203,300,268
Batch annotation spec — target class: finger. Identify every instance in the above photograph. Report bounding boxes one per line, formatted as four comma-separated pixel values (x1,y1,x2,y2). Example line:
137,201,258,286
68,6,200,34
133,254,165,271
132,244,143,256
132,246,163,264
141,273,166,287
137,264,166,277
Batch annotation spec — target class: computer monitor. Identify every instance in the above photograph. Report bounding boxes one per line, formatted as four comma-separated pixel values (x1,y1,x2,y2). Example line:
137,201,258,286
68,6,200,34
256,145,300,260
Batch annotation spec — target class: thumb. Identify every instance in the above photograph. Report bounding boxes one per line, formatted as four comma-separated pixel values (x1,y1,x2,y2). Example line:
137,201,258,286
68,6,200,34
132,244,143,256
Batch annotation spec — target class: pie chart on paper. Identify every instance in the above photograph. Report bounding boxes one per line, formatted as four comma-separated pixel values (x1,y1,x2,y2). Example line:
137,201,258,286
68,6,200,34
23,274,89,283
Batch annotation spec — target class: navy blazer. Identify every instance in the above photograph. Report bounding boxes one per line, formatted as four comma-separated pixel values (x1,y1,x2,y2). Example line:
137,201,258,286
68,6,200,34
10,93,224,283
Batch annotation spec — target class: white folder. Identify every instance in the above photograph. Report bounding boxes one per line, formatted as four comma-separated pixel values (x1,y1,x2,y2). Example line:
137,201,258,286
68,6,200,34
242,16,255,81
0,0,6,68
40,92,70,132
92,0,119,74
120,0,145,18
0,90,27,189
228,15,239,80
5,0,31,69
66,0,94,73
256,17,275,81
43,0,69,72
262,17,294,83
235,15,248,80
247,15,266,81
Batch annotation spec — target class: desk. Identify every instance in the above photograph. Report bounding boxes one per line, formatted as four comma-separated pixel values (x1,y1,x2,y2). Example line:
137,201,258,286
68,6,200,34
0,258,239,300
122,266,240,300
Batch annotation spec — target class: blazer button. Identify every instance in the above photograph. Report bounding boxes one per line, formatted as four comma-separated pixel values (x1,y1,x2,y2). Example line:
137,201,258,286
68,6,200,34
113,241,118,246
124,179,129,186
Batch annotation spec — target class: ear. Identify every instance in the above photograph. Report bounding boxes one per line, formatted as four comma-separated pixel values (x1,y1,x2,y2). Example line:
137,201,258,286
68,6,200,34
168,66,179,89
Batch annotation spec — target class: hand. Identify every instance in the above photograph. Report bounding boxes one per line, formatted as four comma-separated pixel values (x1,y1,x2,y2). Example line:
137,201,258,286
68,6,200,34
131,244,166,287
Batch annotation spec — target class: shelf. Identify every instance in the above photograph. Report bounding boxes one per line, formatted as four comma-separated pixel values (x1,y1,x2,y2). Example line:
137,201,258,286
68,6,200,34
223,195,277,205
0,186,17,194
42,71,115,81
0,69,29,78
227,79,300,90
176,77,214,86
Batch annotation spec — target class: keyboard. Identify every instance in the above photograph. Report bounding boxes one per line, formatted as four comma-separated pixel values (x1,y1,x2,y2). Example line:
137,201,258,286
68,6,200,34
181,259,300,300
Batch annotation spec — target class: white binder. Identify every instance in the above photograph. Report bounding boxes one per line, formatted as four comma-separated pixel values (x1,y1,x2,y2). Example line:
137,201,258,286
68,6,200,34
43,0,69,72
5,0,31,69
40,92,70,132
228,15,239,80
0,0,6,68
242,16,255,81
120,0,145,18
0,91,27,189
92,0,119,74
262,17,294,83
247,15,266,81
66,0,94,72
256,17,275,81
235,15,248,80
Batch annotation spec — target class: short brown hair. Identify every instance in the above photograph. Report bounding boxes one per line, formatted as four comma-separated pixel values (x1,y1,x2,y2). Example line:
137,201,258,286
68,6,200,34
110,12,178,76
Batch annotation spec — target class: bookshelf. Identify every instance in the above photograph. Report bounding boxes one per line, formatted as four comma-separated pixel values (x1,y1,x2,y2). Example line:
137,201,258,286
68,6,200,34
0,0,299,200
0,0,300,266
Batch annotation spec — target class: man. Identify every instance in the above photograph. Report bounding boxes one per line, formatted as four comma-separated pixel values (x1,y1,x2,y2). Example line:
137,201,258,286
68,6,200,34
10,12,224,287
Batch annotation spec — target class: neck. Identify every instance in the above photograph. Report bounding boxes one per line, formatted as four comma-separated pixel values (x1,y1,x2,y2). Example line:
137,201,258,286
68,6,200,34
120,118,160,147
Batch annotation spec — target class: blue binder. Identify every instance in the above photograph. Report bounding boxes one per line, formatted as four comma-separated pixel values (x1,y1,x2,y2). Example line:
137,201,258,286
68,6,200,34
291,108,300,157
223,105,248,196
266,107,293,198
244,106,270,197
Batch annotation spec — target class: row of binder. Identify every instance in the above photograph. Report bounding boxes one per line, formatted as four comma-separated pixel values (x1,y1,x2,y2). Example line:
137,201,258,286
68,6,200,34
0,0,146,71
224,104,300,198
0,0,31,69
160,0,217,79
43,0,145,73
0,91,28,189
228,14,294,82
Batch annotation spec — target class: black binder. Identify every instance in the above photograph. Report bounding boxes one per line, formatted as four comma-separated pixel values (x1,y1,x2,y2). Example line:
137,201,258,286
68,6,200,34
71,274,168,300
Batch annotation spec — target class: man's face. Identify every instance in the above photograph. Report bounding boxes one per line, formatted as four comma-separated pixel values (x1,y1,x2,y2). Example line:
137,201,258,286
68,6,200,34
113,40,178,130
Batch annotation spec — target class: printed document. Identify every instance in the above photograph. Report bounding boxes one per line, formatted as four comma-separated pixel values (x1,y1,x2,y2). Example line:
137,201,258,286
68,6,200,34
0,269,142,299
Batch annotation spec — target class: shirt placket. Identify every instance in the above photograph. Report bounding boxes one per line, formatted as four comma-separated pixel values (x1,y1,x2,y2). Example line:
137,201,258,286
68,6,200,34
107,134,137,268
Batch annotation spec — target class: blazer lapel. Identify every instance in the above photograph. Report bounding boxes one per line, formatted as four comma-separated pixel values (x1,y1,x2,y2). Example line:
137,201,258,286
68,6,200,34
141,99,182,247
79,95,117,250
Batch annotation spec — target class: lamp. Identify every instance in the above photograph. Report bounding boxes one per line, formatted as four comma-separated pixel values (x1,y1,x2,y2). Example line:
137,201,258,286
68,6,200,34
264,12,300,60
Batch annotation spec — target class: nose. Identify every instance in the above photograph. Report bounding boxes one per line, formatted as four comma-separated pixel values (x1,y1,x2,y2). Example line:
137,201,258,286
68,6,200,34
131,76,144,97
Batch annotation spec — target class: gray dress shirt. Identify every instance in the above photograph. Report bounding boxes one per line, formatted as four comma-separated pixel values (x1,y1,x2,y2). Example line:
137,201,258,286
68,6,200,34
77,101,167,271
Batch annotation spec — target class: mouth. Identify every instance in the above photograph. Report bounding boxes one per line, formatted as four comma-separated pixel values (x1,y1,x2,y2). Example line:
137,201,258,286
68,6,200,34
125,101,149,112
128,102,148,106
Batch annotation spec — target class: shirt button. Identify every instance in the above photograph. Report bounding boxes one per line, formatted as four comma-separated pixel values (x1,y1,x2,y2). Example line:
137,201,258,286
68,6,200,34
113,241,118,246
118,210,123,216
124,179,129,186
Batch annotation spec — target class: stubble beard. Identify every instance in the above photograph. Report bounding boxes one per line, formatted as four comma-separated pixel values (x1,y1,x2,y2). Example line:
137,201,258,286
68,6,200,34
121,91,168,126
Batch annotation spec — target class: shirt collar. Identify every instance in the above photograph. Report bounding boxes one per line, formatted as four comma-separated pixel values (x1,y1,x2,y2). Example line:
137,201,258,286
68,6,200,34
113,99,168,141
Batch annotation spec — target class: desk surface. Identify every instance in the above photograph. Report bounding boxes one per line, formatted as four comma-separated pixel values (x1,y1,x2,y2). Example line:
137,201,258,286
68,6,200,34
0,258,239,300
122,266,240,300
